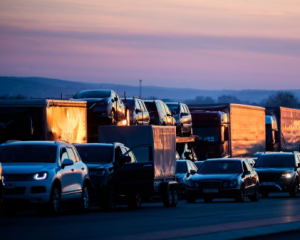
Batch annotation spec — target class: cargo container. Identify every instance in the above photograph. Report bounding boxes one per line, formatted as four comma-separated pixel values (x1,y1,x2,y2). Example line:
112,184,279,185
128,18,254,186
98,125,178,207
266,107,300,152
0,99,87,144
189,104,266,159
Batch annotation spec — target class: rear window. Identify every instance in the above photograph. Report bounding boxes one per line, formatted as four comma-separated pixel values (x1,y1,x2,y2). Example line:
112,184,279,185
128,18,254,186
255,155,295,168
176,162,187,173
144,102,156,112
75,145,113,163
74,90,111,99
0,145,57,163
198,161,242,174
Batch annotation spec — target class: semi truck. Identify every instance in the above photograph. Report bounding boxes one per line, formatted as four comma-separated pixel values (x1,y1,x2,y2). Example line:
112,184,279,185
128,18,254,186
189,104,266,159
0,99,87,144
98,125,178,207
266,107,300,152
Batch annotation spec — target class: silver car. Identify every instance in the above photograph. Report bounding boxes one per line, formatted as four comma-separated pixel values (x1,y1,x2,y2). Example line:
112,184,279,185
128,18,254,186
0,140,90,214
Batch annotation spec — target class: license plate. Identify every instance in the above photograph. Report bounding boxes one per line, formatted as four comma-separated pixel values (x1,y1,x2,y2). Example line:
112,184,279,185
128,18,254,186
5,183,15,188
203,189,218,193
261,182,275,186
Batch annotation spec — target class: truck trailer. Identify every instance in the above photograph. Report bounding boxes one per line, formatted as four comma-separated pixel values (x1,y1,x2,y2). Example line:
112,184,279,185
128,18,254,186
189,104,266,159
266,107,300,152
98,125,178,207
0,99,87,144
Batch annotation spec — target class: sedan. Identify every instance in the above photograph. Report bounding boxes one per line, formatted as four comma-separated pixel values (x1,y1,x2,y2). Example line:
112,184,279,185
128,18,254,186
186,158,259,203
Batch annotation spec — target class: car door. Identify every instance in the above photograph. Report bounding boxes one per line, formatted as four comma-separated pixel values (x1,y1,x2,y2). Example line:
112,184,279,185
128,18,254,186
140,100,150,125
242,160,252,195
184,104,192,132
135,100,143,124
58,147,77,197
113,145,154,195
66,146,82,194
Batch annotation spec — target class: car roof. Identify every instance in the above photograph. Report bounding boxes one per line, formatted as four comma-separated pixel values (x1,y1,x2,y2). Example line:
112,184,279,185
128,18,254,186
74,143,114,147
176,160,191,163
78,89,111,92
0,141,66,146
205,158,243,162
259,152,295,156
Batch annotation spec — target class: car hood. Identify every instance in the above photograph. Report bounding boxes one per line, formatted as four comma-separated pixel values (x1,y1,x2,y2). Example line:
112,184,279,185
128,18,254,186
189,173,240,181
254,168,294,174
2,163,55,174
176,173,186,179
86,162,113,170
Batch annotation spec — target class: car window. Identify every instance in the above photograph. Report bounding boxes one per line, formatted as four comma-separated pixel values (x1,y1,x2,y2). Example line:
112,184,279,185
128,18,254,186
115,146,123,162
74,90,111,99
176,162,187,173
66,147,77,162
167,104,179,114
144,102,157,112
137,100,144,111
245,161,253,171
163,103,171,115
199,161,242,174
156,102,164,113
255,155,295,168
242,161,248,172
72,146,82,162
141,101,148,112
136,100,142,110
184,105,190,114
180,104,185,113
61,147,69,164
190,161,197,171
296,155,300,166
75,145,113,163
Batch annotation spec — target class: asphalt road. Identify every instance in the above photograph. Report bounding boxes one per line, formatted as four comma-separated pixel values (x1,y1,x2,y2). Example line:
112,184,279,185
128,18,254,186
1,193,300,240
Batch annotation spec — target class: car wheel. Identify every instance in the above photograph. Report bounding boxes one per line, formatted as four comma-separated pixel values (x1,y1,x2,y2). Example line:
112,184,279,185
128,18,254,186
127,193,142,209
203,197,213,203
100,184,116,211
163,188,172,207
186,193,196,203
171,188,178,207
235,186,245,202
250,184,259,202
261,191,269,198
111,110,116,125
48,184,61,214
290,179,299,198
78,183,90,213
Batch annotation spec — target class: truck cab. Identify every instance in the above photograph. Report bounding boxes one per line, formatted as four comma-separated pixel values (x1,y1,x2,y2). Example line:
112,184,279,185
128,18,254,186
265,113,279,151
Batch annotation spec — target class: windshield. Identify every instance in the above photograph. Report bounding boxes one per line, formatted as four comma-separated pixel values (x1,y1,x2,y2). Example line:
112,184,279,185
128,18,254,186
193,127,220,143
166,104,179,114
198,161,242,174
75,145,113,163
176,162,187,173
0,145,57,163
255,155,294,168
74,90,111,99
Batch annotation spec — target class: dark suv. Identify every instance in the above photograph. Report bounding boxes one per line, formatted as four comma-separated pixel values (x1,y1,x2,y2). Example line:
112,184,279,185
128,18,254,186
71,90,126,140
254,152,300,197
166,102,192,136
122,98,150,125
144,100,175,126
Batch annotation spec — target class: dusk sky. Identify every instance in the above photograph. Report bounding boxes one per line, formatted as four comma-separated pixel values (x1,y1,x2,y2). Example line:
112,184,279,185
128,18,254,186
1,0,300,89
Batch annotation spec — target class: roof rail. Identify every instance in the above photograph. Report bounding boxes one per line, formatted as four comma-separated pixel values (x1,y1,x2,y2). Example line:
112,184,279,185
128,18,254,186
5,140,22,144
54,140,70,144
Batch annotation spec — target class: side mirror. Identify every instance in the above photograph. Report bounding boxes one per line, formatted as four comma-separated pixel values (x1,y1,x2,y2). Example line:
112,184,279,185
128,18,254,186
119,156,131,165
114,97,118,102
135,108,142,114
62,159,74,168
190,170,196,175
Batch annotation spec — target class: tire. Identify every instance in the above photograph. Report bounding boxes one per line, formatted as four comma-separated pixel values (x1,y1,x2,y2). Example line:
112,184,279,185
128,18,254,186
171,189,178,207
48,184,61,214
204,197,213,203
186,193,196,203
127,193,142,209
163,188,172,207
235,186,245,202
78,183,90,213
100,185,116,211
261,191,269,198
249,184,259,202
290,179,299,198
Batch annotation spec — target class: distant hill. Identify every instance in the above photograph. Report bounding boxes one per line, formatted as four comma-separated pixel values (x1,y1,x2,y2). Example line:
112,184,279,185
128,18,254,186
1,76,300,103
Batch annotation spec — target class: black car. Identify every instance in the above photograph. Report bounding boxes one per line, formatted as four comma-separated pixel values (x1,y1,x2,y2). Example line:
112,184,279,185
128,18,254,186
194,161,204,168
144,100,175,126
74,143,153,210
166,102,192,136
186,158,259,203
121,98,150,125
254,152,300,197
176,160,198,195
71,90,127,140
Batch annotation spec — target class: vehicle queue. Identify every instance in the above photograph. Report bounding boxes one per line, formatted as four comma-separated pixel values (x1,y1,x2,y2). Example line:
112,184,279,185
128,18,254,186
0,89,300,215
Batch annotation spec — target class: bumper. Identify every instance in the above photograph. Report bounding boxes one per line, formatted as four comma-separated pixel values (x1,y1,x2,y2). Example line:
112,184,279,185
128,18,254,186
259,180,294,193
186,187,241,199
3,181,51,204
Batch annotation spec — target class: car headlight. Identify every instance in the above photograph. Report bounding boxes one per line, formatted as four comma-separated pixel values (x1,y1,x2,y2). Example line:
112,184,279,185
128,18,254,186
281,173,292,179
229,179,238,187
187,180,194,187
90,170,105,176
33,172,48,180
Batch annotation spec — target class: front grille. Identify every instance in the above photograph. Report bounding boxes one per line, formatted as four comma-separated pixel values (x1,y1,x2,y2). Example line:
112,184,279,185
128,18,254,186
258,173,281,182
199,181,223,188
4,174,29,182
4,187,26,195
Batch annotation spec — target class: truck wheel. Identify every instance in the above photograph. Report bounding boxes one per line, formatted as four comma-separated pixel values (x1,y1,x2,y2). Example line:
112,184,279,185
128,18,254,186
171,189,178,207
290,180,299,198
48,184,61,214
100,185,116,211
127,193,142,209
78,182,90,213
249,184,259,202
163,189,172,207
235,186,245,202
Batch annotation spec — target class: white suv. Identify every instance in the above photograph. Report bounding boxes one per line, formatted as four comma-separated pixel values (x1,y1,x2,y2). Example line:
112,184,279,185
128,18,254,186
0,140,90,214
